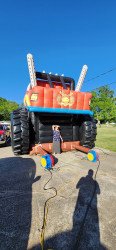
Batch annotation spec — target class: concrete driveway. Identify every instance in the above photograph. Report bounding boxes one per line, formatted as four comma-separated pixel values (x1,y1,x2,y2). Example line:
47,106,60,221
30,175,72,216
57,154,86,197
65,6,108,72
0,146,116,250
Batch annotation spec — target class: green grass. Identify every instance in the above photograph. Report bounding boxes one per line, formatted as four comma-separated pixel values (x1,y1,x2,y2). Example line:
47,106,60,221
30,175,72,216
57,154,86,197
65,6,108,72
95,125,116,152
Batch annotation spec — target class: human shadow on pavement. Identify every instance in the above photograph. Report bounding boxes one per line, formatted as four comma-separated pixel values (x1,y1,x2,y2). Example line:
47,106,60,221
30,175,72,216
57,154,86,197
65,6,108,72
29,169,107,250
0,156,41,250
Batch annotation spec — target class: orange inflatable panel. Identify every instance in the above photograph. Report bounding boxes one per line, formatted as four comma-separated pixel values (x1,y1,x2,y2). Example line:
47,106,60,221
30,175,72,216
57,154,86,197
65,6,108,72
24,86,92,111
30,141,90,155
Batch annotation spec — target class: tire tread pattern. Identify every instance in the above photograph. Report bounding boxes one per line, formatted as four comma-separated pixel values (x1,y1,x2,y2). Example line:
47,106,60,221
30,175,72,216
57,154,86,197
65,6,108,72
79,118,97,149
11,108,29,155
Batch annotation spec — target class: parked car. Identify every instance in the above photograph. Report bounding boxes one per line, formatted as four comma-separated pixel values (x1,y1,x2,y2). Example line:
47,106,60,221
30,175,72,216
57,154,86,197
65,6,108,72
0,124,11,146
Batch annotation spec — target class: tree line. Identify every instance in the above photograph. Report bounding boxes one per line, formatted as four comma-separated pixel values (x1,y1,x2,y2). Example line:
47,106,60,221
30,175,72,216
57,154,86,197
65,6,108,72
0,85,116,122
0,97,19,120
91,86,116,123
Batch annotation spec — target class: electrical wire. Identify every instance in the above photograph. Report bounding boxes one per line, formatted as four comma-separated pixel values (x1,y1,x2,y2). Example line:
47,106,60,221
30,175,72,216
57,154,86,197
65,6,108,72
94,147,110,156
84,67,116,84
39,170,57,250
39,148,112,249
82,66,116,91
90,81,116,92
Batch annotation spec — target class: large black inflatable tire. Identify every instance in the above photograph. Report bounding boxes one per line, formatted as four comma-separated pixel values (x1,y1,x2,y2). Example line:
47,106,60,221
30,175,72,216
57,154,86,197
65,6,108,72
11,107,29,155
79,118,97,149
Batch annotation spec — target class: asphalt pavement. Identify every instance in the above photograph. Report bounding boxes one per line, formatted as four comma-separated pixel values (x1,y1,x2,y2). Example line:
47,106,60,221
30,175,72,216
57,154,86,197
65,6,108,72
0,146,116,250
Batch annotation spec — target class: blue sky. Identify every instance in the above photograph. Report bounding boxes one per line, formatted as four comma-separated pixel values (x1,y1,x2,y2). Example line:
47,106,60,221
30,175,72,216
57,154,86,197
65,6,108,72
0,0,116,103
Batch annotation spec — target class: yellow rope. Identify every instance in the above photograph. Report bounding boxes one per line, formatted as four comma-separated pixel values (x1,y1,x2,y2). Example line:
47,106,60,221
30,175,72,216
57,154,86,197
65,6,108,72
40,205,49,250
39,170,57,250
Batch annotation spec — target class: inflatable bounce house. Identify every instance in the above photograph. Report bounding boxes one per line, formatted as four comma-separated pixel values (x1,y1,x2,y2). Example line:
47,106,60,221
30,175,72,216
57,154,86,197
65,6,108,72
11,54,97,165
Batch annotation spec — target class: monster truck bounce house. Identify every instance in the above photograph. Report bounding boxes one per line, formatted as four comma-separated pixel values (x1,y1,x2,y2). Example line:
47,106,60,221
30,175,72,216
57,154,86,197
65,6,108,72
11,54,97,163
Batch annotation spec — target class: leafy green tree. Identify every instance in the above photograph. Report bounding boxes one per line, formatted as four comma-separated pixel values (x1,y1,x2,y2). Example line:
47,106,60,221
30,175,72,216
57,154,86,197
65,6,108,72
0,97,19,120
91,86,116,122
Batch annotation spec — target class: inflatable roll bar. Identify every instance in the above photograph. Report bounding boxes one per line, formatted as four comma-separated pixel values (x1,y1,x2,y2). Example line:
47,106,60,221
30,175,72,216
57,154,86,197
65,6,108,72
75,65,88,91
27,53,37,88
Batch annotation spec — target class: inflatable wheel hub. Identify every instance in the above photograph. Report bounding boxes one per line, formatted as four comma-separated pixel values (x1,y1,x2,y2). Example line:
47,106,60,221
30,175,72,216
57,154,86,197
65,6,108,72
40,154,55,169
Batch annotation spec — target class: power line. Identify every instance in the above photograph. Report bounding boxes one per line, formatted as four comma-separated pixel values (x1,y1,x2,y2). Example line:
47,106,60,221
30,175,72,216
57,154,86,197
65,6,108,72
89,81,116,92
84,67,116,83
